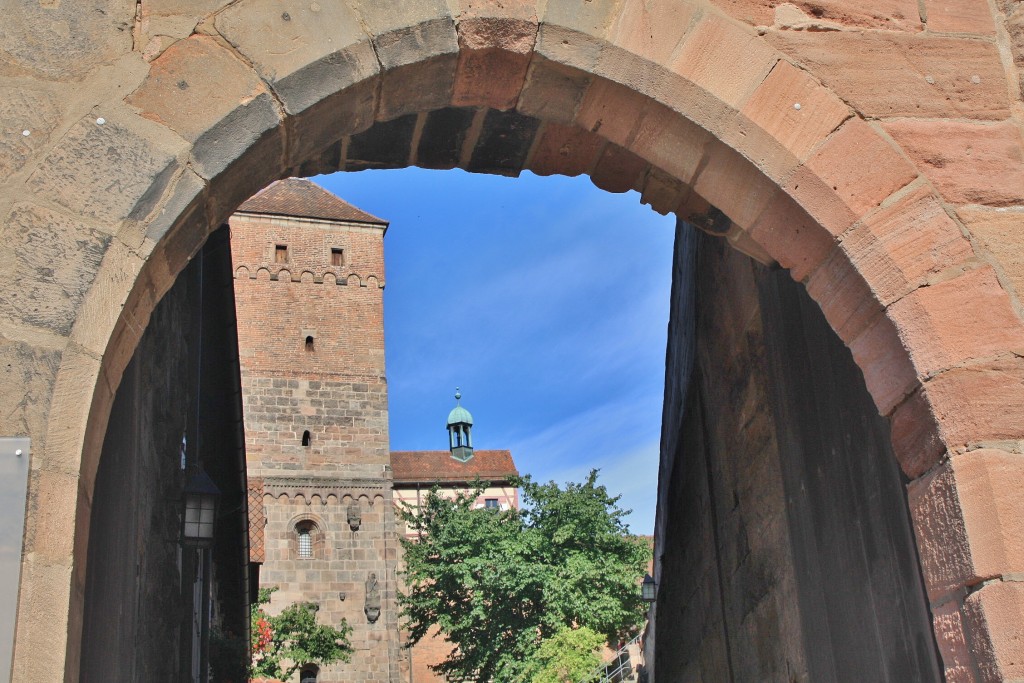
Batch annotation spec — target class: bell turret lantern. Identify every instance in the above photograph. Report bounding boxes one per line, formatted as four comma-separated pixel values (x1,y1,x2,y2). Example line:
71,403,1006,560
447,388,474,462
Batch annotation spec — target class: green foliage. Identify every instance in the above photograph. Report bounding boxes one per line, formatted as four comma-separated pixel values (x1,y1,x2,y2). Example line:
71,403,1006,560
522,626,606,683
399,470,651,683
250,586,353,681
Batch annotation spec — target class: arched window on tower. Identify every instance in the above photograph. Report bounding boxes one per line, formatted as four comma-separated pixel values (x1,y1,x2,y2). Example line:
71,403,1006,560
305,335,314,352
302,430,311,447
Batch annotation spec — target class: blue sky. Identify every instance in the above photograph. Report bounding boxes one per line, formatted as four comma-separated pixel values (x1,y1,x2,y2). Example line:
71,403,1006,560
315,169,675,534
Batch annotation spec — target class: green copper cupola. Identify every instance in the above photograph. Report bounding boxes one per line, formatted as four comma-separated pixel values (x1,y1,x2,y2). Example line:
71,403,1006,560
447,388,474,462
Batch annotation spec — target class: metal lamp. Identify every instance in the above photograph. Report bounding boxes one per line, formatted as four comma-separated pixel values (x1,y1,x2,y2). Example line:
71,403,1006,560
182,469,221,547
641,574,657,604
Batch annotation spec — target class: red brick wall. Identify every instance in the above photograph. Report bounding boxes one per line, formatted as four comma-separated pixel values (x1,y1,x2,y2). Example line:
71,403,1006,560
230,211,389,476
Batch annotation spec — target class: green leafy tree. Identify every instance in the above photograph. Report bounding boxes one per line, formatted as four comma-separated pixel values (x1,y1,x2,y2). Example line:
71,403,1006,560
399,471,650,683
250,587,353,681
521,626,606,683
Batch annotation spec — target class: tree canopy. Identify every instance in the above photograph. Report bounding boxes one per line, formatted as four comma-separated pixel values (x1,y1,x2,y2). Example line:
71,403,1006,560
398,471,650,682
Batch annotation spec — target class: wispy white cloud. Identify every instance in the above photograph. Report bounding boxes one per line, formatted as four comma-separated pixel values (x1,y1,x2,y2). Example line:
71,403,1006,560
316,169,673,534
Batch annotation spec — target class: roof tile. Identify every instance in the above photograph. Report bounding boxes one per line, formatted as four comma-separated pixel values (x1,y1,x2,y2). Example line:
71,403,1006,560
390,450,519,484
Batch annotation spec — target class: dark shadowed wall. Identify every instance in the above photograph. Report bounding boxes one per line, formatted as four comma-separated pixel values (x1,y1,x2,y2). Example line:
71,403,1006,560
652,228,941,682
80,227,248,683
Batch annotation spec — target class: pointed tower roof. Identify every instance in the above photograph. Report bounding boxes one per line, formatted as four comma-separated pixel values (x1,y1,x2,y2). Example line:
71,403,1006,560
238,177,388,226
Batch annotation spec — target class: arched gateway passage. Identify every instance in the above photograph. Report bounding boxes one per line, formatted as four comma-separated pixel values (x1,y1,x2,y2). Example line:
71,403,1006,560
3,0,1024,680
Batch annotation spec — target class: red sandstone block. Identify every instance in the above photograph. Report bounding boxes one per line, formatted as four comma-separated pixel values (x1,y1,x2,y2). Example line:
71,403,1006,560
884,119,1024,207
951,449,1024,581
517,57,592,124
924,356,1024,450
957,207,1024,302
909,461,972,600
527,122,605,177
746,189,833,281
640,167,686,215
670,12,779,108
888,266,1024,376
741,60,851,165
576,78,648,147
765,31,1009,120
127,35,270,142
453,16,536,109
629,101,711,185
709,0,922,30
890,387,944,477
964,581,1024,681
842,184,974,306
606,0,699,64
805,246,885,343
589,144,647,194
924,0,997,34
725,224,775,266
848,312,918,416
24,470,79,562
930,600,980,683
792,118,919,237
692,141,777,230
453,47,532,109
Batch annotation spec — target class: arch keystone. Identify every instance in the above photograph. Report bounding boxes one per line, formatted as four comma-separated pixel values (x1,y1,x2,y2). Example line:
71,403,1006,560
453,5,538,110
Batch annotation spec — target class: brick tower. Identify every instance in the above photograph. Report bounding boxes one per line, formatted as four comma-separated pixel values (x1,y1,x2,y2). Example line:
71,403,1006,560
230,178,401,683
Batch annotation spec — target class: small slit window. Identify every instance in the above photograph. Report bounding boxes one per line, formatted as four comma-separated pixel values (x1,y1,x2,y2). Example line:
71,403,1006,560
274,244,288,263
331,248,344,267
305,335,314,352
302,430,311,447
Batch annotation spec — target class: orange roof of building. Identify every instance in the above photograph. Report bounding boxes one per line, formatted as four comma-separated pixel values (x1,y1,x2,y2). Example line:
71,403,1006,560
391,450,519,484
238,177,388,226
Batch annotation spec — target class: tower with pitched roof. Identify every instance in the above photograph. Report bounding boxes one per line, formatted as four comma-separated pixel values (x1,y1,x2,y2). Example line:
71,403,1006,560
230,178,401,683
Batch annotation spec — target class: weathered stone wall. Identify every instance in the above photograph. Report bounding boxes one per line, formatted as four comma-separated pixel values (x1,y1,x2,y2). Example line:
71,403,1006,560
654,231,940,681
231,211,401,683
259,487,400,683
3,1,1024,679
79,226,248,682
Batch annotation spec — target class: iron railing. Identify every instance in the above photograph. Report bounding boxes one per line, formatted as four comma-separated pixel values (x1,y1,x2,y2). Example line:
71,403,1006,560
580,633,643,683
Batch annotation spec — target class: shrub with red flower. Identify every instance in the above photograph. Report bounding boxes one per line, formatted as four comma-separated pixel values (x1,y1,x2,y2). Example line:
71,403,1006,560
249,587,352,681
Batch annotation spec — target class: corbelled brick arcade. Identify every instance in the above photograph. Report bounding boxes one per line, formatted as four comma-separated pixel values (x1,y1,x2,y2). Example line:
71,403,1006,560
2,0,1024,680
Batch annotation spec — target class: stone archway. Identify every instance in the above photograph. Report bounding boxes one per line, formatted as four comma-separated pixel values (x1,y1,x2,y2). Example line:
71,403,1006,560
3,1,1023,680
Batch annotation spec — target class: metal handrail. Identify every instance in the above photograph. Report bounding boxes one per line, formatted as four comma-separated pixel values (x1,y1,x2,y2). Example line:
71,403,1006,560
580,633,643,683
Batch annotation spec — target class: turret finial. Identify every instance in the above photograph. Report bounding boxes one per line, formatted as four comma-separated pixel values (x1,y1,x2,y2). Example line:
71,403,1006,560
447,388,473,461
